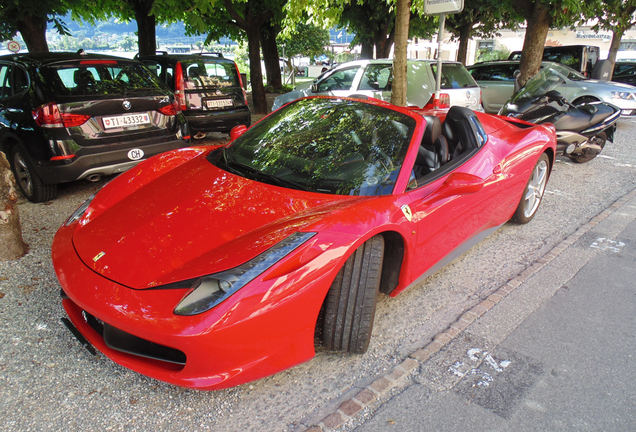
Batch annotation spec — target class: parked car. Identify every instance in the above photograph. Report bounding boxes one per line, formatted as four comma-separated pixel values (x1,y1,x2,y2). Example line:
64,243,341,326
137,52,250,138
55,96,556,390
271,59,482,112
467,60,636,115
508,45,600,77
611,61,636,85
0,52,190,203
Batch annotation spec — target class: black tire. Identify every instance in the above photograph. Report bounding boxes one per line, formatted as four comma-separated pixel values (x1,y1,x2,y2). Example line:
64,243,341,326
567,131,606,164
10,144,57,203
512,153,550,224
322,235,385,354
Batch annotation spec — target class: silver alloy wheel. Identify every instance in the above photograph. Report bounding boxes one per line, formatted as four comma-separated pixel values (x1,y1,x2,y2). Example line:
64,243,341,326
13,151,33,197
523,159,548,218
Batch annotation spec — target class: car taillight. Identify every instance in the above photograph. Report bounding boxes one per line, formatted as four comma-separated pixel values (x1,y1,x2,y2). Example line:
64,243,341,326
437,93,450,109
158,100,180,116
33,102,90,128
174,61,187,111
234,62,248,106
423,94,451,110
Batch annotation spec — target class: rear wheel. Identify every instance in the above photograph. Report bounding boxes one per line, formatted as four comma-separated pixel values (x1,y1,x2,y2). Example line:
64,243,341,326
512,153,549,224
567,131,606,163
11,144,57,203
322,235,384,354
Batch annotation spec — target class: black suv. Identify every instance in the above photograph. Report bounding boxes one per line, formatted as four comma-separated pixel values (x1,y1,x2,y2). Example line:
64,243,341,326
137,52,251,138
0,52,190,202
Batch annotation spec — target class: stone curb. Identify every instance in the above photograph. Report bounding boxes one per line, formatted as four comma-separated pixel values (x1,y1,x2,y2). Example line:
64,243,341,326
297,187,636,432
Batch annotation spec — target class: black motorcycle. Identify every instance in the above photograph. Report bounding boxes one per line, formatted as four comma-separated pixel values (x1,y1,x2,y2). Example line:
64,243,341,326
500,67,621,163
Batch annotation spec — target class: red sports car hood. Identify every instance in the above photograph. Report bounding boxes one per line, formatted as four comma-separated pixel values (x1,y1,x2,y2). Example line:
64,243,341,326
72,150,360,289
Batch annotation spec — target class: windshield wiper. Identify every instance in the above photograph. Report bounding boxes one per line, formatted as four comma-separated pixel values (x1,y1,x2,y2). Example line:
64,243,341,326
223,156,309,191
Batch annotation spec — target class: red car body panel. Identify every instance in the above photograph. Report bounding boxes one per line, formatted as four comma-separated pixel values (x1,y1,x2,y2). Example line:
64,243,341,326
53,97,556,390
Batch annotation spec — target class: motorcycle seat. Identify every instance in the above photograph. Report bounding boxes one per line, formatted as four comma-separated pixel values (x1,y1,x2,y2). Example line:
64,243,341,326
552,103,615,133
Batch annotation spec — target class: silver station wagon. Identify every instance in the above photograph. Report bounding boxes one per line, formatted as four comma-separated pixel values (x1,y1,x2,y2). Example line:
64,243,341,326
468,60,636,115
272,59,482,112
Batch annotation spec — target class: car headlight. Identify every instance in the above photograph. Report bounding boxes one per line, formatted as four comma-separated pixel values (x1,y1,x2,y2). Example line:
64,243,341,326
64,194,96,226
611,91,635,100
174,232,317,316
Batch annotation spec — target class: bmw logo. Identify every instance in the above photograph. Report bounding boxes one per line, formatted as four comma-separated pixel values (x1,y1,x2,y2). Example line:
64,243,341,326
122,100,132,110
466,91,471,99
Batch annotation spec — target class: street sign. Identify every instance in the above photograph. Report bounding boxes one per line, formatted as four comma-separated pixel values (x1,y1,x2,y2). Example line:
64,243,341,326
7,41,21,53
424,0,464,15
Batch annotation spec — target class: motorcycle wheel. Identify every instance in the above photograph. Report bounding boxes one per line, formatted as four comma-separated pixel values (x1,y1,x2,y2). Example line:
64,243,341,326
567,131,606,164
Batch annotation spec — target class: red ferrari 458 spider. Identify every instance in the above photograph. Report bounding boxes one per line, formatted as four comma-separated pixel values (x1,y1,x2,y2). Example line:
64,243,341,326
53,96,556,390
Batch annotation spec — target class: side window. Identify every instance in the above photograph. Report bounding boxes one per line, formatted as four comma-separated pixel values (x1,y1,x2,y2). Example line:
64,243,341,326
165,66,174,89
316,67,359,92
359,65,392,91
13,66,29,94
490,65,513,81
142,61,163,78
469,67,489,81
0,65,10,98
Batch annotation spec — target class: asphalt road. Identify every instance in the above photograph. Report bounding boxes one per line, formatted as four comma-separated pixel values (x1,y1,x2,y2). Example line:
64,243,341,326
2,118,636,432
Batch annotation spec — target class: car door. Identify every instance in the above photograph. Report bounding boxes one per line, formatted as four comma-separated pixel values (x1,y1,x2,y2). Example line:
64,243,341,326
473,64,516,113
0,63,31,142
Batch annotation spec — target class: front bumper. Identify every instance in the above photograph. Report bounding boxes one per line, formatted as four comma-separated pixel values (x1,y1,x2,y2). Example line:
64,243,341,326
52,223,337,390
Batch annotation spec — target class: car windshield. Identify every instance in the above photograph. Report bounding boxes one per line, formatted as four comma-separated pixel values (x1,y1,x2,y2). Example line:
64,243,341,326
40,61,163,96
430,63,478,88
211,98,416,196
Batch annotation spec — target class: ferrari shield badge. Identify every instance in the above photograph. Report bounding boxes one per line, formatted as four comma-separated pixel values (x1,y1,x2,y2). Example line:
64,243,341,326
93,251,106,262
401,204,413,222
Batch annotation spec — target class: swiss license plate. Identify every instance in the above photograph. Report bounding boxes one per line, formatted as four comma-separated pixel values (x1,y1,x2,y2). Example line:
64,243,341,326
206,99,233,109
103,113,151,129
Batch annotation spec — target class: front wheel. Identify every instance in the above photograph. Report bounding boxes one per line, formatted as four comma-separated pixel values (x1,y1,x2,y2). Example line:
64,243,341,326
10,145,57,203
567,131,606,163
512,153,550,224
322,235,384,354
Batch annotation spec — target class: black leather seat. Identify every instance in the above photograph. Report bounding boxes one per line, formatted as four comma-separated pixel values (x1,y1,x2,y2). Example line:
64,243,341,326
442,106,485,159
415,115,450,176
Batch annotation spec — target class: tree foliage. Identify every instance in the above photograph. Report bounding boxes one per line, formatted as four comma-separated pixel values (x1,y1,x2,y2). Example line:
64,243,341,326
0,0,75,52
444,0,521,65
589,0,636,77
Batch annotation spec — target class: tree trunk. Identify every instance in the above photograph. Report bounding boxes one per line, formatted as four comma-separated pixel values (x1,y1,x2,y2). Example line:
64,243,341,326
261,22,282,90
247,26,268,114
361,43,374,59
607,29,624,79
456,24,471,65
391,0,410,106
374,24,395,59
133,0,156,56
517,1,551,87
0,152,28,261
16,15,49,53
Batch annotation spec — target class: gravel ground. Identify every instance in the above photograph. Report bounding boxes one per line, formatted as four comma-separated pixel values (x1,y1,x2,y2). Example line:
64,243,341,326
2,118,636,431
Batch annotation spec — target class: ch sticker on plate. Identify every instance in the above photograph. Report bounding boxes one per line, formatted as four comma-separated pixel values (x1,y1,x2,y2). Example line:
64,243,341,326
127,148,144,161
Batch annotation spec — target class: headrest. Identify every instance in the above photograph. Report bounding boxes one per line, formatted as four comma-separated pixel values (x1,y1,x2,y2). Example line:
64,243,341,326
423,115,442,145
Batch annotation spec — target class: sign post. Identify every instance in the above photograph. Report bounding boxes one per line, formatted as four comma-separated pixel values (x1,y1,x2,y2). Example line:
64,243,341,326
424,0,464,109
